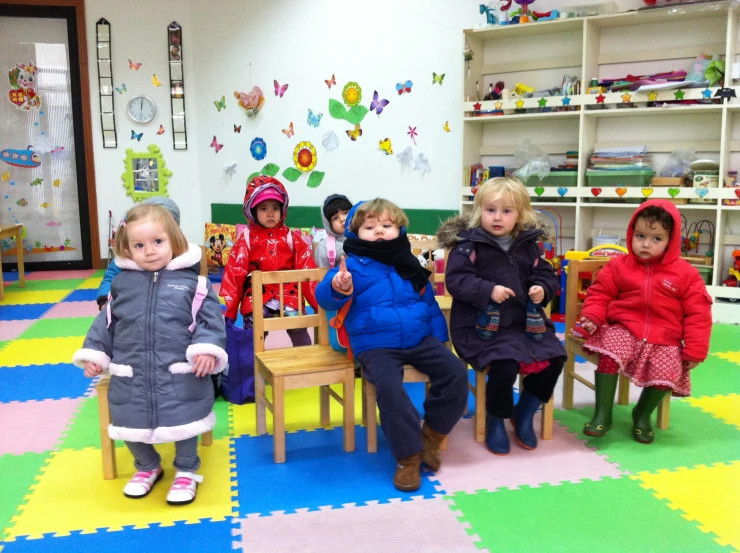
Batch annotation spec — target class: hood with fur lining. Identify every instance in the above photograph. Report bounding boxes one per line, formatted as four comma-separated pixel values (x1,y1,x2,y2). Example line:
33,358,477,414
436,214,472,251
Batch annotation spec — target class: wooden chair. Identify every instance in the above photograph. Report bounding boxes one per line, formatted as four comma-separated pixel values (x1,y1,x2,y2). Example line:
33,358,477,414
562,259,670,428
97,245,214,480
252,268,356,463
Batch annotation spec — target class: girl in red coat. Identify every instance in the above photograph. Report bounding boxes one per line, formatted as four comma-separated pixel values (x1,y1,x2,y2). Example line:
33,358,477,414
578,200,712,444
220,176,317,345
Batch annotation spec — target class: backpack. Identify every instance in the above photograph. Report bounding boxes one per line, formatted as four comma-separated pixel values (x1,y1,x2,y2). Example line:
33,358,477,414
326,235,337,268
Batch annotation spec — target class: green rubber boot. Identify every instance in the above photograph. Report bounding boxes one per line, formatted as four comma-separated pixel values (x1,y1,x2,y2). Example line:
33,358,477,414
632,386,670,444
583,372,618,438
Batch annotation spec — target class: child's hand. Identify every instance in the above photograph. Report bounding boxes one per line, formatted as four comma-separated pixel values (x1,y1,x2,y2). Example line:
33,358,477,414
682,360,699,370
83,362,103,378
528,285,545,304
579,317,597,334
491,285,515,303
332,255,352,292
192,354,217,377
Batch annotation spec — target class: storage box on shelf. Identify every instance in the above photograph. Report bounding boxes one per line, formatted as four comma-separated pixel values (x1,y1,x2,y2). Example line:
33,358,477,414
461,3,740,323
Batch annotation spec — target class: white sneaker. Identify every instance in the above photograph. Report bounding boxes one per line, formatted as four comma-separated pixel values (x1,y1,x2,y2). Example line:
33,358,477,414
166,471,203,505
123,467,164,498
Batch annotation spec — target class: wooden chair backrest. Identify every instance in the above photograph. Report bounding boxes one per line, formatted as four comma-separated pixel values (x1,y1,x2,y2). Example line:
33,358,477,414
564,259,609,335
251,268,329,354
435,249,450,297
199,245,208,277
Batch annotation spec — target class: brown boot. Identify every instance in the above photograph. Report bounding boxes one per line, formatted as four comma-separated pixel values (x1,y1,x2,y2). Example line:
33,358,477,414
421,423,446,472
394,453,421,491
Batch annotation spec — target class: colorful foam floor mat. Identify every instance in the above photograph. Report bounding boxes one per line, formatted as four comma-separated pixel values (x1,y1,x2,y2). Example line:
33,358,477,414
0,270,738,552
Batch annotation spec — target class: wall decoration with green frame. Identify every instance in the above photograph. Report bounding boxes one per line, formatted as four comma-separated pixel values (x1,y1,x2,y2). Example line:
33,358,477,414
121,144,173,201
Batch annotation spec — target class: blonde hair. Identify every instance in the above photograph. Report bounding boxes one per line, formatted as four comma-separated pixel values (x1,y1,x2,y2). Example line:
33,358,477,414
114,204,188,259
350,198,409,234
469,177,539,236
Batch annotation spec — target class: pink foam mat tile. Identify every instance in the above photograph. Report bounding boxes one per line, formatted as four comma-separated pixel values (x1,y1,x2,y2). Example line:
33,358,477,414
26,270,96,280
0,320,35,341
233,497,484,553
0,397,83,454
427,417,626,494
42,301,101,319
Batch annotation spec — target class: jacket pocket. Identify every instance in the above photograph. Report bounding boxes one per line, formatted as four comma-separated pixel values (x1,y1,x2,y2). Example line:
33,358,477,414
171,372,210,403
108,375,133,405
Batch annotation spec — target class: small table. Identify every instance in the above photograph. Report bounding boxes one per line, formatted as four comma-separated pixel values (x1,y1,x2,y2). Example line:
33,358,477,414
0,224,26,301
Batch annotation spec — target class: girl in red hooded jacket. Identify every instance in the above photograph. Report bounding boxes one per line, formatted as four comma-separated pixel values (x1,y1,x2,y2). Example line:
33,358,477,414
220,176,317,346
578,200,712,444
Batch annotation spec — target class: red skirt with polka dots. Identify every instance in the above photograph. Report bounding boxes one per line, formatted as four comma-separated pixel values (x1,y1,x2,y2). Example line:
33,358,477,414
583,323,690,397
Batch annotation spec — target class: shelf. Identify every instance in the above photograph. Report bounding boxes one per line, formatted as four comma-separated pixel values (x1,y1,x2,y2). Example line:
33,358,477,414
588,3,727,29
464,111,580,122
578,202,723,210
464,18,583,41
531,202,577,207
582,105,724,118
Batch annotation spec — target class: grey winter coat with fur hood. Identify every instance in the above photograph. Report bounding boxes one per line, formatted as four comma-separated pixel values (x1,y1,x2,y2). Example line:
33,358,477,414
73,244,228,444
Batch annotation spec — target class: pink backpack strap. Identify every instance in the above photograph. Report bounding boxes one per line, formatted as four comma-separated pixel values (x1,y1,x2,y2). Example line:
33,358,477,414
188,276,208,333
106,292,112,328
326,235,336,268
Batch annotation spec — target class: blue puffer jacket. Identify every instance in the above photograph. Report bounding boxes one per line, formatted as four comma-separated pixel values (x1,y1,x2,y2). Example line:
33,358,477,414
96,260,122,305
315,203,448,356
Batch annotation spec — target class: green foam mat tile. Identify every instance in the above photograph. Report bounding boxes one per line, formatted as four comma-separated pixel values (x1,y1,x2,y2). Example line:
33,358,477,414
212,396,230,440
709,324,740,354
446,477,733,553
6,279,85,292
92,269,107,277
0,341,7,352
554,401,740,474
19,317,96,340
691,355,740,397
57,396,101,450
0,452,51,539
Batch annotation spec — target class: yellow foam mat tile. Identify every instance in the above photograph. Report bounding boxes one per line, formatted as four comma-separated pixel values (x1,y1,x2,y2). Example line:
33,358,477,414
686,394,740,429
230,382,371,437
77,277,103,290
633,462,740,551
0,290,69,305
715,351,740,366
0,336,84,367
4,438,235,540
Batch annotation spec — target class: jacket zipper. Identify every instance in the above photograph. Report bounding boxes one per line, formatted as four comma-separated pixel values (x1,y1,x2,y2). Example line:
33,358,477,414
643,263,651,341
148,271,160,429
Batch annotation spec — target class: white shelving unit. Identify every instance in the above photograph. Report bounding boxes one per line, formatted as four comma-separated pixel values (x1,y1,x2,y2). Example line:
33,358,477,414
461,3,740,323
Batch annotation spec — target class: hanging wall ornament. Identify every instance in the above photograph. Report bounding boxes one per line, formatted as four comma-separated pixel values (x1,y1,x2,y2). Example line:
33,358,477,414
414,153,432,175
167,22,187,150
8,61,41,111
322,130,339,152
397,146,414,167
95,19,116,147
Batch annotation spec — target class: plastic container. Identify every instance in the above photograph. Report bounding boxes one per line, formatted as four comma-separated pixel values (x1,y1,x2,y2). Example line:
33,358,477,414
524,171,577,202
695,265,713,285
592,235,621,249
586,170,655,203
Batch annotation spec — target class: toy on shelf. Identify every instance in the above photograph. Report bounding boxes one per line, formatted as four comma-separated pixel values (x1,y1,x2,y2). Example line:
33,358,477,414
681,217,714,262
479,3,498,24
499,0,512,24
532,10,560,21
560,245,627,314
514,0,535,23
721,249,740,302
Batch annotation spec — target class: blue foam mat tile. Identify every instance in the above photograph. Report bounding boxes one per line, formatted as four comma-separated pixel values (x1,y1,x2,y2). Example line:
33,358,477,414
233,426,440,516
1,272,29,283
62,289,99,303
1,520,235,552
0,363,93,402
0,303,53,321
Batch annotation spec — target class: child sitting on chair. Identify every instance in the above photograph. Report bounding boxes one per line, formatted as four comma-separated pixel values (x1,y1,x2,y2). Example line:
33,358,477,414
220,176,318,342
438,177,566,456
578,200,712,443
314,193,352,269
73,204,227,505
316,199,468,492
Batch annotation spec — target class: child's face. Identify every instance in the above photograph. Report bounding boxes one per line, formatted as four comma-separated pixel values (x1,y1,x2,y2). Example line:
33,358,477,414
480,195,519,237
256,200,282,228
330,209,349,234
357,211,400,242
632,218,670,259
126,219,173,271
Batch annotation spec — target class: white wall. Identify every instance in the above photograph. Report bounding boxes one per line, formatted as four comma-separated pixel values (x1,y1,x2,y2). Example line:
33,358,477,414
85,0,645,258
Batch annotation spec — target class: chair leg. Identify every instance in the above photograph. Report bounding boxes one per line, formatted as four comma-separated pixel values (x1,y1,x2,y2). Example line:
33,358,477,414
273,376,286,463
617,374,630,406
343,368,356,453
201,430,213,446
656,392,671,430
320,385,331,426
365,379,378,453
97,384,117,480
255,365,267,436
563,354,575,410
474,370,486,443
361,379,368,426
540,396,554,440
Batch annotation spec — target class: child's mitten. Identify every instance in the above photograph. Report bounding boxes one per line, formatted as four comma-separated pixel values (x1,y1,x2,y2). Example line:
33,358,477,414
525,299,546,341
476,301,500,340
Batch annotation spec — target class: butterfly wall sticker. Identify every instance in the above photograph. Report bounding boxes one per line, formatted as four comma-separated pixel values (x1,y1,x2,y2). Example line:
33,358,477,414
128,59,142,71
379,138,393,155
151,74,163,87
115,83,127,94
210,135,223,153
156,125,165,135
324,74,336,89
346,123,362,141
131,130,143,141
370,91,389,116
432,72,445,85
396,80,413,95
282,122,294,138
274,80,289,98
443,121,451,132
214,95,226,112
233,124,241,133
307,109,323,128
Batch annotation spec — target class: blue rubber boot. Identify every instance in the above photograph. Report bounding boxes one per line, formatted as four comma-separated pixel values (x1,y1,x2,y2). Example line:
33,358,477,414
485,414,510,455
512,390,541,450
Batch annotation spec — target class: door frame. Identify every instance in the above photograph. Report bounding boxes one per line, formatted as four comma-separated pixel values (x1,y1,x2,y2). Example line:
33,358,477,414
0,0,100,270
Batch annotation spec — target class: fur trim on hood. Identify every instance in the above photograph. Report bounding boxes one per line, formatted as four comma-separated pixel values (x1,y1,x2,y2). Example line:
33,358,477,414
436,214,472,250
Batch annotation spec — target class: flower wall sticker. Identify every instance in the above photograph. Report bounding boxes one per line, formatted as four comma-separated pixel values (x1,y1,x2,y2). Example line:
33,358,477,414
342,81,362,107
293,141,317,172
250,137,267,161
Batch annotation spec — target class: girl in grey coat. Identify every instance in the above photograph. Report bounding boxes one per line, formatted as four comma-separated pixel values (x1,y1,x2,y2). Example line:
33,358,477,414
73,204,227,505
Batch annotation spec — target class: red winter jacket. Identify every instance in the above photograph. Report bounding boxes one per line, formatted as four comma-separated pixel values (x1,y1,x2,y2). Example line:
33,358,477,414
581,200,712,362
219,176,317,320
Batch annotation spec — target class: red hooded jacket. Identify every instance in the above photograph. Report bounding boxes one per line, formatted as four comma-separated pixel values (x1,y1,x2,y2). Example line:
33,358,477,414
219,176,317,319
581,200,712,362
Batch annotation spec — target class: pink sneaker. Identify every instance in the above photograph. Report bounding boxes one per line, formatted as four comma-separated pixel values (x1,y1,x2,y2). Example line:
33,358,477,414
123,467,164,498
166,471,203,505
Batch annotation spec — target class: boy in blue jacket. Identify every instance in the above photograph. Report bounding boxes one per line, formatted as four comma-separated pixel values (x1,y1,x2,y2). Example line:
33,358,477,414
316,199,467,492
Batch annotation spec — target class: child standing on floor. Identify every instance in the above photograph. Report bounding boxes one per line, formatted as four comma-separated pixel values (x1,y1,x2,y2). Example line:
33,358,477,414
314,193,352,269
578,200,712,443
438,177,566,456
220,176,318,342
73,204,227,504
316,199,468,492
